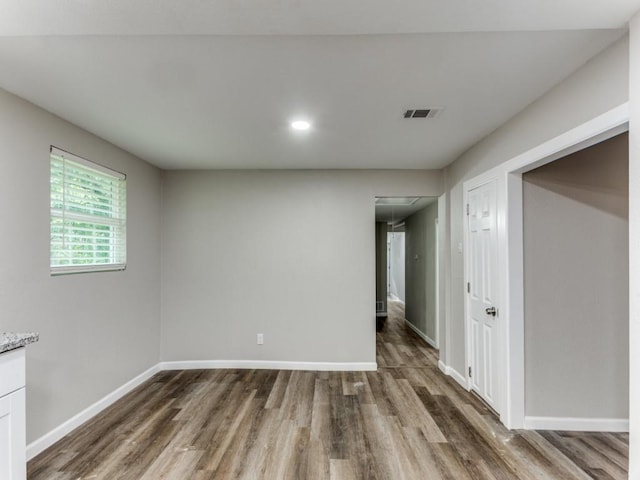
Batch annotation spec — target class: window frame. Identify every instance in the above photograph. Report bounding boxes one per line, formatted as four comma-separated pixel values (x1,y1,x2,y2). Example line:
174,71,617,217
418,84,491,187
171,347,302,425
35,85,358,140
50,146,127,276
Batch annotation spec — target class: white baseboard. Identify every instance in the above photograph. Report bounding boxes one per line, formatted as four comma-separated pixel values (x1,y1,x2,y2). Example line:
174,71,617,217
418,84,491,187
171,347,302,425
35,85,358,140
26,363,161,460
159,360,378,372
438,360,469,390
404,319,438,349
524,416,629,432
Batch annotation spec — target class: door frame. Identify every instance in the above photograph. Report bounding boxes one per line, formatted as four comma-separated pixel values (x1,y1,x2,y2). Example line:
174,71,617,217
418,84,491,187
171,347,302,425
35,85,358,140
462,103,629,429
434,216,440,349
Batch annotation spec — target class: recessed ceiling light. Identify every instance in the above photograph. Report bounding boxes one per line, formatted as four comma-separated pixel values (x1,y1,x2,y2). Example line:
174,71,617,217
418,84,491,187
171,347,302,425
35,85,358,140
291,120,311,131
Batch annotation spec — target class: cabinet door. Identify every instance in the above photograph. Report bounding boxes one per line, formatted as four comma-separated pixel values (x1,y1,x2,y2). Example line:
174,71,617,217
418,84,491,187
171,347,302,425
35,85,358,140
0,388,26,480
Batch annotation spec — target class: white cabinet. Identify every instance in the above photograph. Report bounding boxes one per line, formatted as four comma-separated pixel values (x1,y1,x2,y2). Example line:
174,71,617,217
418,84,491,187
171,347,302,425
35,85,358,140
0,348,26,480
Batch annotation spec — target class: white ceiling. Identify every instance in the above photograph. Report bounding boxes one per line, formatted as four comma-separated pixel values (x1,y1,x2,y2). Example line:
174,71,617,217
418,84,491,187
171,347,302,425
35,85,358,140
2,0,639,35
0,1,637,170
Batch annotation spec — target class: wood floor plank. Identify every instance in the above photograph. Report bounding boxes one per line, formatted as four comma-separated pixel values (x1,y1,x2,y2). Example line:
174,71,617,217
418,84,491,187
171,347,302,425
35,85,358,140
139,448,204,480
203,397,266,479
519,430,594,480
360,407,406,480
541,431,629,480
579,434,629,471
28,300,628,480
279,370,315,427
230,407,280,480
263,369,292,409
261,418,298,479
401,426,446,480
429,442,476,480
329,459,357,480
394,378,447,442
197,389,257,472
303,437,331,480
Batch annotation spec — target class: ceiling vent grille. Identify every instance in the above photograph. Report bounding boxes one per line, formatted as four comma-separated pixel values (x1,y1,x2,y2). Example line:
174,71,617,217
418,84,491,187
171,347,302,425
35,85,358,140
403,108,443,119
375,197,420,206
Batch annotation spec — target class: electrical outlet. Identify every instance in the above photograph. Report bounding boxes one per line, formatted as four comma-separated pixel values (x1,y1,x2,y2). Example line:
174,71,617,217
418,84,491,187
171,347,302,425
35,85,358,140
257,333,264,345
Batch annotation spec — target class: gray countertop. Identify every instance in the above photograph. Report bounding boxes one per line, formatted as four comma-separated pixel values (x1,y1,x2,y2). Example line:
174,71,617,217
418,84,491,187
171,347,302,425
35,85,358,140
0,332,39,354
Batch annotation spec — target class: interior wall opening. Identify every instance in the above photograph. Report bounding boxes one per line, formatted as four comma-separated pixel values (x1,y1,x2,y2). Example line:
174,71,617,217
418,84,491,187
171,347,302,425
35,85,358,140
521,131,629,431
388,229,405,304
375,196,441,363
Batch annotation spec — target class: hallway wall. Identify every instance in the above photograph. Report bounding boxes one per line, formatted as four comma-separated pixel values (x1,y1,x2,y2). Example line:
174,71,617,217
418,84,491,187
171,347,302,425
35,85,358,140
405,201,438,345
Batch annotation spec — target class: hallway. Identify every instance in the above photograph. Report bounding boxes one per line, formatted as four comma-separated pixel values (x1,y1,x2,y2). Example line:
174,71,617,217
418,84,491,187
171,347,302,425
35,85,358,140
376,299,439,368
377,299,629,479
28,301,628,479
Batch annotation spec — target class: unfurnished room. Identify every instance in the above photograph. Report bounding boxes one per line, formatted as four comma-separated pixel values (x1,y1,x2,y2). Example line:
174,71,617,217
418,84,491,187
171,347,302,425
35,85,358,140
2,1,640,479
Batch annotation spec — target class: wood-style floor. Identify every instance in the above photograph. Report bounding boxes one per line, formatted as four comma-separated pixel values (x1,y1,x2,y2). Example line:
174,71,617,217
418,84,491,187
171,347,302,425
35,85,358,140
29,300,628,479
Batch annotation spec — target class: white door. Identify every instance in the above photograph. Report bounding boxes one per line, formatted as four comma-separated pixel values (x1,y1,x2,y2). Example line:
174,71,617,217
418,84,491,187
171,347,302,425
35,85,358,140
467,179,500,412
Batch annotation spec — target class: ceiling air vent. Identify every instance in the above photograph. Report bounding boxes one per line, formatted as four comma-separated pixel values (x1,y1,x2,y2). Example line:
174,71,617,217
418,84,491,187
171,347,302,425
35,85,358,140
403,108,443,119
375,197,420,206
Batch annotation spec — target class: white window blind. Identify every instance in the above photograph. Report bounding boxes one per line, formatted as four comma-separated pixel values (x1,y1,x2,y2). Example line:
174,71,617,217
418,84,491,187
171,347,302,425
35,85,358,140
50,147,127,275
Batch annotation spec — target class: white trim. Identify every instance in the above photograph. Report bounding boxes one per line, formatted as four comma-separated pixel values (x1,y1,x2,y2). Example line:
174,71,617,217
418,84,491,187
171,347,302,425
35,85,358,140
504,171,525,429
502,104,629,174
524,416,629,432
404,319,438,349
434,214,440,349
440,190,452,371
460,104,629,185
438,360,468,389
460,102,630,431
159,360,378,372
50,145,126,179
26,363,160,460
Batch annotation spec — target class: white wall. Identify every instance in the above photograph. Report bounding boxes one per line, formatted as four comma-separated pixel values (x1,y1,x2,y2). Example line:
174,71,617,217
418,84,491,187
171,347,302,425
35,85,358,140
442,36,629,377
161,170,442,365
628,10,640,478
0,89,163,443
523,133,629,420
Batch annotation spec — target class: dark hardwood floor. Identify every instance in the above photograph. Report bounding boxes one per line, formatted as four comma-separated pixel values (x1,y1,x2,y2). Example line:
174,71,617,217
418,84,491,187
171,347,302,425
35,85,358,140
29,300,628,479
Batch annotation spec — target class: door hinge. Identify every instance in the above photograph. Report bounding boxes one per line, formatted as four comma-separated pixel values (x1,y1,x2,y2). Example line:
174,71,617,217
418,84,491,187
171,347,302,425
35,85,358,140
466,203,470,216
467,282,470,293
468,366,472,378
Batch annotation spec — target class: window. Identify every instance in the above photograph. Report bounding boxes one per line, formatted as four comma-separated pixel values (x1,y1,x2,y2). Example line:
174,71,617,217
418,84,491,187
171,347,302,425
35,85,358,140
50,147,126,275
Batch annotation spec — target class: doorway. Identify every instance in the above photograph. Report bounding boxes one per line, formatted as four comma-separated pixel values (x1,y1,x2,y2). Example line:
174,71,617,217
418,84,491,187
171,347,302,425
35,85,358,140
521,132,629,431
387,230,405,303
462,103,628,429
375,196,440,350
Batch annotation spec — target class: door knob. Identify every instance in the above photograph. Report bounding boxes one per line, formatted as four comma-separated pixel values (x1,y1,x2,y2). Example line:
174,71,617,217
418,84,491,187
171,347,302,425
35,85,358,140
485,306,497,316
